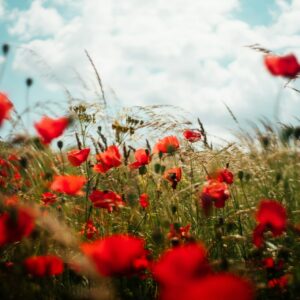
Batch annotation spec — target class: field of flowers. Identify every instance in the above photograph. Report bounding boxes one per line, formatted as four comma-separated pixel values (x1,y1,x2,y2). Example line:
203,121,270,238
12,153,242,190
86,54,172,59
1,48,300,299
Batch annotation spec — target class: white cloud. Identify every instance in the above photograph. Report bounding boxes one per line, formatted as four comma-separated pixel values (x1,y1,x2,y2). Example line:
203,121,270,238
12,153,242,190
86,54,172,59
9,0,300,141
8,0,64,40
0,0,4,17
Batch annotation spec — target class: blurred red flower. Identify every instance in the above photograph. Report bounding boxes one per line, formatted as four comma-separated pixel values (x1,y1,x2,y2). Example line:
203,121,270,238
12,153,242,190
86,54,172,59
268,275,289,289
80,219,98,239
42,192,57,205
81,234,149,277
50,175,86,196
0,207,35,247
67,148,90,166
139,193,149,209
89,189,125,212
0,157,9,177
3,195,19,206
183,129,201,143
129,149,151,169
94,145,122,173
262,257,288,288
153,136,180,154
264,54,300,78
208,168,234,185
163,167,182,189
182,273,254,300
0,93,13,126
263,257,276,269
201,180,230,210
7,154,19,161
253,199,287,247
24,255,64,277
34,116,69,144
153,243,210,288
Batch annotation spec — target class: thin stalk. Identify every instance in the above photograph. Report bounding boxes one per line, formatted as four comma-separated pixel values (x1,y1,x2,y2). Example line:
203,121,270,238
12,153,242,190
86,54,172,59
0,58,8,85
25,87,30,128
60,149,65,174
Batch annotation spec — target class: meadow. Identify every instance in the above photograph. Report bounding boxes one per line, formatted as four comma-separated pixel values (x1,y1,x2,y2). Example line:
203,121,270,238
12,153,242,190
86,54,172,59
0,47,300,299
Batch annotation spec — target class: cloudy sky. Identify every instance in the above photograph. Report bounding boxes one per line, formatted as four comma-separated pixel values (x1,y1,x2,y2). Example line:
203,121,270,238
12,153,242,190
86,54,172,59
0,0,300,141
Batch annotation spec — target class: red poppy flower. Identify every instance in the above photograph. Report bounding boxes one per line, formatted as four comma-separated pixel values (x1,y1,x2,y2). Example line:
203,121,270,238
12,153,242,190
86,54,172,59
264,54,300,78
89,189,125,212
163,167,182,189
0,207,35,247
262,257,287,288
268,275,289,288
24,255,64,277
139,193,149,209
42,192,57,205
80,219,98,239
208,168,234,185
0,93,13,126
13,171,21,181
34,116,69,144
263,257,276,269
201,180,230,211
81,234,149,277
50,175,86,196
4,195,19,206
153,136,180,154
94,145,122,173
253,199,287,248
7,154,19,161
153,243,210,288
0,157,9,178
67,148,90,166
183,129,201,143
182,273,254,300
167,224,191,241
129,149,151,169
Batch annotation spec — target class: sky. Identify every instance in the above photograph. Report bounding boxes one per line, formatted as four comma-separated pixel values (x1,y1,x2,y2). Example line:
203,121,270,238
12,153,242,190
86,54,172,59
0,0,300,143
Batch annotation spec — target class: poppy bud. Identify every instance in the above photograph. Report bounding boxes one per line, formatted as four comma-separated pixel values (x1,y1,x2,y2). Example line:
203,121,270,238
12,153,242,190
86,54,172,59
171,205,177,214
154,163,161,173
26,78,33,87
245,173,251,182
294,126,300,139
170,237,180,247
160,165,166,174
260,136,270,148
139,165,147,175
238,170,244,181
57,140,63,150
19,157,28,169
274,173,282,184
44,172,53,180
2,44,9,56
